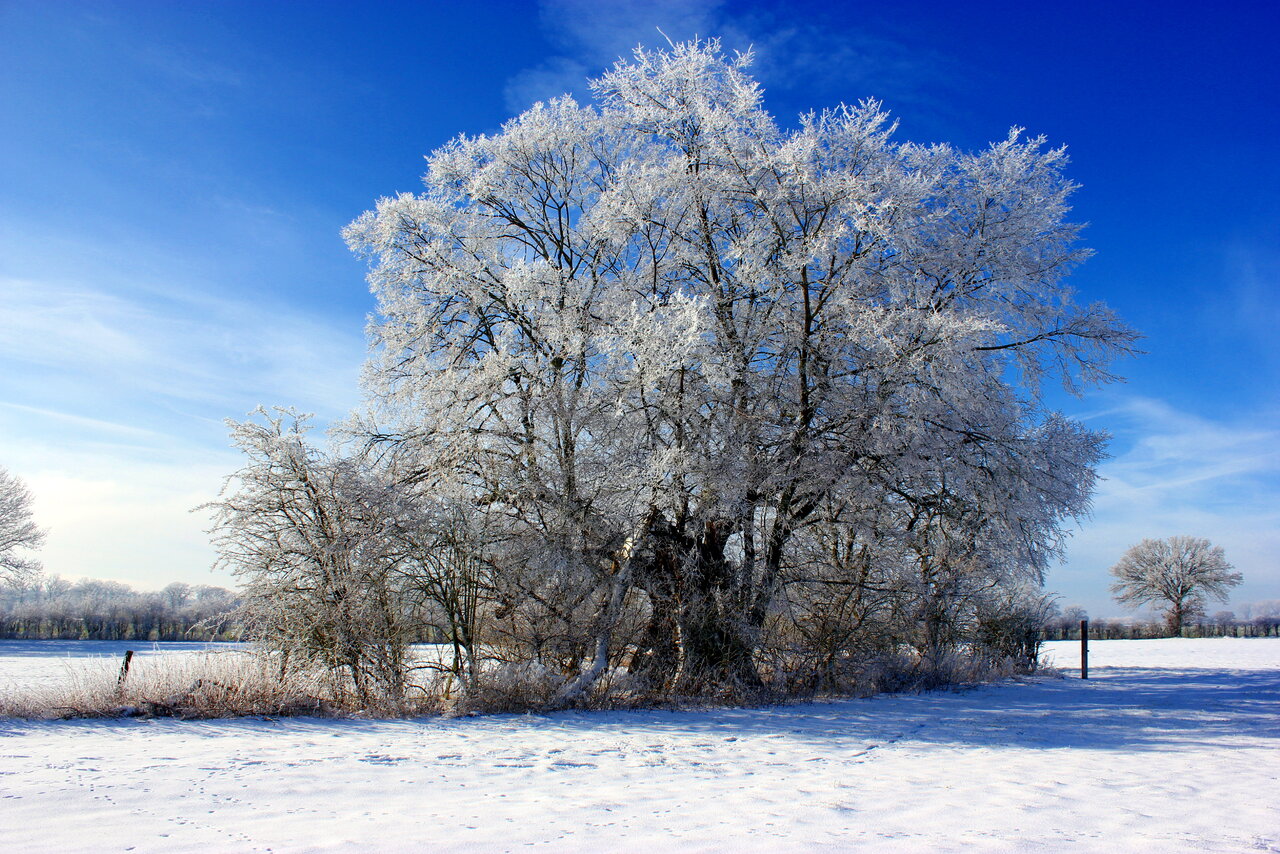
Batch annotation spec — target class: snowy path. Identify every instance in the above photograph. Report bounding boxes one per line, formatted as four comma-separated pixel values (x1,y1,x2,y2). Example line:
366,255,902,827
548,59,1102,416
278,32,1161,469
1,639,1276,852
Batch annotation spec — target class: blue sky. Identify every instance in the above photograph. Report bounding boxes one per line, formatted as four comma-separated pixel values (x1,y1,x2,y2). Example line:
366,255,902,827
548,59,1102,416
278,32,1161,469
2,0,1276,617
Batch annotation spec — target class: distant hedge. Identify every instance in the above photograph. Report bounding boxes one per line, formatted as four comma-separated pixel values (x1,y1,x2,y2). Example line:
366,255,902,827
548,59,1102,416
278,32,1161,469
1042,619,1280,641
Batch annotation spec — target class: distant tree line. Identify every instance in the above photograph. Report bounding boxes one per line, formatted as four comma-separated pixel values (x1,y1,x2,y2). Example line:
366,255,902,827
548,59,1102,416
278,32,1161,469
0,575,240,641
1040,603,1280,640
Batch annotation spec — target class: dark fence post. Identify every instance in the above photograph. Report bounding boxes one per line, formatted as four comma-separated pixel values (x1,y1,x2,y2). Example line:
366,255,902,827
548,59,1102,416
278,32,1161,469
117,649,134,691
1080,620,1089,679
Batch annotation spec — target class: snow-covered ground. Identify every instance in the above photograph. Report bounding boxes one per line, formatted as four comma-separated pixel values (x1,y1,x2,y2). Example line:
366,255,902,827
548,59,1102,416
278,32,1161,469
1,638,1276,852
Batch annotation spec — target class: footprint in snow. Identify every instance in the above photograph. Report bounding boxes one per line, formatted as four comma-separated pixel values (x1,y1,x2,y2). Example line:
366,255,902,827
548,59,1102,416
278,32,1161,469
360,754,406,765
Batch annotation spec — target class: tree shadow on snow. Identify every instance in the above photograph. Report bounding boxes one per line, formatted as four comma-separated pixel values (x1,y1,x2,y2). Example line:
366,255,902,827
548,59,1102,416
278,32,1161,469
524,665,1280,753
2,662,1275,754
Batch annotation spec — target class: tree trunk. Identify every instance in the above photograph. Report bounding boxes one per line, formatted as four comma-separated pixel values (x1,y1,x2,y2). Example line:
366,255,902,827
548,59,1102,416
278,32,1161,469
628,514,764,694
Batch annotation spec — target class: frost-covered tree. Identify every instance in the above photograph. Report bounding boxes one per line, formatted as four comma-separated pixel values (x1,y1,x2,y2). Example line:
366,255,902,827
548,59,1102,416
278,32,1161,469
345,40,1136,697
1110,536,1241,635
0,465,45,581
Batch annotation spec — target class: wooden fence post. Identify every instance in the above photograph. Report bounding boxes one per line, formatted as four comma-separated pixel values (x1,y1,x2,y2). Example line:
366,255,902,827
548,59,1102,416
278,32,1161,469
117,649,134,691
1080,620,1089,679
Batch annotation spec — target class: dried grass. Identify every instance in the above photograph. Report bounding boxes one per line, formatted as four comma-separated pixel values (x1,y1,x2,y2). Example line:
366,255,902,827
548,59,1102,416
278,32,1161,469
0,645,1040,720
1,650,338,719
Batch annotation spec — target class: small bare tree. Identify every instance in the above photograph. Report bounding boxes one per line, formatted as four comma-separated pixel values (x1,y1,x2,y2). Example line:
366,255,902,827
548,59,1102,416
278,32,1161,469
386,500,490,696
206,410,415,707
0,465,45,582
1110,536,1242,635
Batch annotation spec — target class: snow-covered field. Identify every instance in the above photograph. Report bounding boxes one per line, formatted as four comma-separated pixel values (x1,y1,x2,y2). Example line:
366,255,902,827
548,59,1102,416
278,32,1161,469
0,640,246,686
1,639,1276,852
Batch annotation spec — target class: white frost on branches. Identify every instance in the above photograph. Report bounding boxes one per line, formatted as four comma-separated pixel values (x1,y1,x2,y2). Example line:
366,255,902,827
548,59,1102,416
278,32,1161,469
215,40,1139,703
0,465,45,581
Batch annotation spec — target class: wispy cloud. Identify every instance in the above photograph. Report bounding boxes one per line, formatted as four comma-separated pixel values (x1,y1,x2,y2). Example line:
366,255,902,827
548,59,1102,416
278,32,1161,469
0,402,167,441
509,0,956,117
1,276,363,425
539,0,725,66
1051,395,1280,616
1219,240,1280,364
505,56,594,115
0,271,365,588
